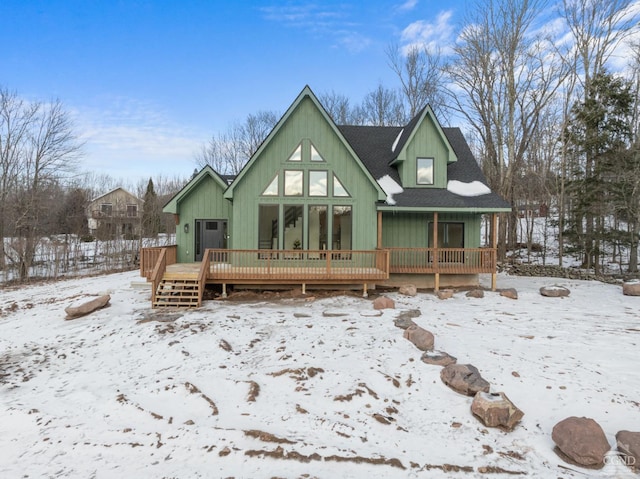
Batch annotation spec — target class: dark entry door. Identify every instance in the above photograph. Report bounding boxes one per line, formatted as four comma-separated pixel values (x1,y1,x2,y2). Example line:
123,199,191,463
195,219,227,261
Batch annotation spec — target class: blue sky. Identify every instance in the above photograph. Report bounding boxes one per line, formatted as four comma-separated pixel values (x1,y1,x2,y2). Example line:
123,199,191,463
1,0,468,183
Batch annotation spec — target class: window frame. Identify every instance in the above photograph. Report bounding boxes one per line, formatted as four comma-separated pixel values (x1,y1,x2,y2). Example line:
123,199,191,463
416,157,434,186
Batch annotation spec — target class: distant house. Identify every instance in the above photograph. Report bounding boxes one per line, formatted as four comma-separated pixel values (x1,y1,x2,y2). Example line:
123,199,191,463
87,187,144,239
141,86,511,307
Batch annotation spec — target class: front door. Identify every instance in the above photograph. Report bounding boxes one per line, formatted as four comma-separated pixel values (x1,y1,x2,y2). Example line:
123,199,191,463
195,219,227,261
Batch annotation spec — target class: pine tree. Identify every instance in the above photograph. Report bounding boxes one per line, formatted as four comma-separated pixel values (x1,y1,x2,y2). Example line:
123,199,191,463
142,178,161,237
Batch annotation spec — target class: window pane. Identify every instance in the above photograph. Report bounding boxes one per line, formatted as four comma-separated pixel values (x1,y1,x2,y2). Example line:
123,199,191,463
262,174,279,196
332,206,352,250
127,205,137,217
284,170,303,196
288,144,302,162
333,174,349,197
309,171,327,196
284,205,303,250
308,205,327,254
311,144,324,162
428,222,464,248
259,205,279,249
417,158,433,185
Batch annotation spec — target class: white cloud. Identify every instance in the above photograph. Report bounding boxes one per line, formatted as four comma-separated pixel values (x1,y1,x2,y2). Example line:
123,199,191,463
398,0,418,12
400,10,455,55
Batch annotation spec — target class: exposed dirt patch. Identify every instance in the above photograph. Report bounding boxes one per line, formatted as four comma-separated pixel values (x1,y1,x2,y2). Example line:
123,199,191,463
244,429,296,444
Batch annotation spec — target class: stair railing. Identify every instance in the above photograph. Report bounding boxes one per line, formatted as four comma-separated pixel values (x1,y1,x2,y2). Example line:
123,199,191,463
196,249,212,307
150,248,167,306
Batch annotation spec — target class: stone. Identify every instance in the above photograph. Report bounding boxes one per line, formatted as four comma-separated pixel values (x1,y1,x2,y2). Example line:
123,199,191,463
393,309,420,329
65,294,111,319
373,296,395,310
471,391,524,431
436,289,454,300
398,284,417,296
540,285,571,297
616,430,640,472
403,324,435,351
466,289,484,298
440,364,490,396
500,288,518,300
623,281,640,296
552,416,611,469
421,350,457,366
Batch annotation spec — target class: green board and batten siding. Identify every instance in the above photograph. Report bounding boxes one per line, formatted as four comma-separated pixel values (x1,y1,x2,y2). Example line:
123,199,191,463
228,96,381,250
382,212,482,249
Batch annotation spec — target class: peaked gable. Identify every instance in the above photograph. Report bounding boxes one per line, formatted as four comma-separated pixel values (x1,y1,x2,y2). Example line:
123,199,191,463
89,187,142,206
163,165,228,214
224,85,386,201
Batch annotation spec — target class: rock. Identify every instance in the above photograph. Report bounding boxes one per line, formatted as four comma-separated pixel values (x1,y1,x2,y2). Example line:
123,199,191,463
65,294,111,319
440,364,490,396
540,285,571,297
616,430,640,471
466,289,484,298
500,288,518,300
436,289,454,300
403,324,435,351
421,350,457,366
394,309,420,329
398,284,417,296
373,296,395,310
471,391,524,431
322,310,348,317
552,416,610,469
623,281,640,296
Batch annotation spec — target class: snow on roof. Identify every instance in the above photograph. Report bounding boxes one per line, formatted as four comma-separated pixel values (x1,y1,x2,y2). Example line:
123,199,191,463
447,180,491,197
391,128,404,153
377,175,404,205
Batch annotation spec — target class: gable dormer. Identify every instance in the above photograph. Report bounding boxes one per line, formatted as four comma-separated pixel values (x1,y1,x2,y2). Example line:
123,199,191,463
391,106,457,189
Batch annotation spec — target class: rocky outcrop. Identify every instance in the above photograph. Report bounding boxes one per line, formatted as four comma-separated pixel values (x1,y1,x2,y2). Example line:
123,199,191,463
403,325,434,351
65,294,111,319
540,285,570,297
373,296,395,310
440,364,490,396
616,430,640,472
552,416,610,469
471,392,524,431
421,350,457,367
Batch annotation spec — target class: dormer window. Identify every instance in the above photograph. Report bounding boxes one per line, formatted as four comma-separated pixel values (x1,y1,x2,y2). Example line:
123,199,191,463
417,158,434,185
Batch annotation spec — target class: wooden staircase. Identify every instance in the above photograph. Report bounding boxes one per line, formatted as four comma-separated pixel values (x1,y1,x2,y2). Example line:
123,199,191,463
153,273,201,308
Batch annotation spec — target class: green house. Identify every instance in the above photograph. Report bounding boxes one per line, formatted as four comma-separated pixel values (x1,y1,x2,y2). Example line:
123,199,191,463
144,86,510,307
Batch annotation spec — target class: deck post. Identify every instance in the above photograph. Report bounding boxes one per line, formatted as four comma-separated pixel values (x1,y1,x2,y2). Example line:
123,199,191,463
433,212,439,292
222,283,227,298
491,213,498,291
377,211,383,249
302,283,306,295
363,283,368,298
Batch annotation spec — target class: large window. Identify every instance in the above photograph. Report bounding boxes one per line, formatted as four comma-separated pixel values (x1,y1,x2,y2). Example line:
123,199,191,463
309,170,327,196
284,171,303,196
428,222,464,248
417,158,434,185
258,205,279,249
332,206,352,250
284,205,304,250
308,205,328,253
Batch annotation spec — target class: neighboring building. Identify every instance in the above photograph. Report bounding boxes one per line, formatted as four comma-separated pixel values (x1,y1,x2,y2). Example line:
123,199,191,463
87,187,144,239
144,86,511,307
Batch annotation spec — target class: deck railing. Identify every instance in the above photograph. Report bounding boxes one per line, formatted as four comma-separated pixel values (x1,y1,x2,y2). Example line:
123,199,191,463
150,248,167,305
140,245,177,280
388,247,496,274
205,248,389,283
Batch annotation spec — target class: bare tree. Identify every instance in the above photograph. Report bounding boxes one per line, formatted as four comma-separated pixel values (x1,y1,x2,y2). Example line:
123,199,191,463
360,83,406,126
446,0,569,260
387,43,448,119
319,90,359,124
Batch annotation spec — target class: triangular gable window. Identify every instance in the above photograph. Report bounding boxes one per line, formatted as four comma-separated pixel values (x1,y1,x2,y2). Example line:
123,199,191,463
311,144,325,162
333,174,350,197
288,144,302,162
262,174,279,196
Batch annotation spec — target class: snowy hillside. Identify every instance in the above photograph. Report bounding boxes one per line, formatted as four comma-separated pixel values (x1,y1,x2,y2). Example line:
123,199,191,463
1,271,639,478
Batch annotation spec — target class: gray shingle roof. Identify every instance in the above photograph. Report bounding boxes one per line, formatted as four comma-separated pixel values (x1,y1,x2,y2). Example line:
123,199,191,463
337,117,511,210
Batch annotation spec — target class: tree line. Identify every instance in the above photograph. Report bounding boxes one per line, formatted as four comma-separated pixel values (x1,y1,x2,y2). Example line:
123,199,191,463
197,0,640,274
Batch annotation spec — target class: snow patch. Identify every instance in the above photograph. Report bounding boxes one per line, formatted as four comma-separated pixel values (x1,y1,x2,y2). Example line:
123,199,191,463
377,175,404,205
447,180,491,197
391,128,404,152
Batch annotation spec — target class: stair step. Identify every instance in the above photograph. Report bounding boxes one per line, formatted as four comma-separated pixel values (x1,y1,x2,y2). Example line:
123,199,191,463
153,277,202,309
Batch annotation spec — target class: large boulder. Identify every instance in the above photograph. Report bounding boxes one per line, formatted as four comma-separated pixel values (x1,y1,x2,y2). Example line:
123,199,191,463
65,294,111,320
393,309,420,330
623,281,640,296
466,289,484,299
440,364,490,396
436,289,455,300
616,430,640,472
398,284,417,297
421,350,457,367
373,296,395,310
552,416,610,469
471,391,524,431
500,288,518,300
403,324,434,351
540,285,571,297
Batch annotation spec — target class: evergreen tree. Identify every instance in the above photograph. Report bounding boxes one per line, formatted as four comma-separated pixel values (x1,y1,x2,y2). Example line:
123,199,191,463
142,178,161,237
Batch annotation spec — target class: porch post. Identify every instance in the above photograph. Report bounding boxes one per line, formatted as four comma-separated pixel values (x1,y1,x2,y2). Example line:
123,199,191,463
433,212,439,291
491,213,498,291
377,211,383,249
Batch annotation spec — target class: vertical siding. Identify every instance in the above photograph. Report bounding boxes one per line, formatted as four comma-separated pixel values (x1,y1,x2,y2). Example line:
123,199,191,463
382,212,482,248
231,97,379,250
400,114,451,188
175,176,232,263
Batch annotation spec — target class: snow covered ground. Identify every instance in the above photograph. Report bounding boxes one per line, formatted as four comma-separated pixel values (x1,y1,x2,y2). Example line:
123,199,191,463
1,271,639,478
